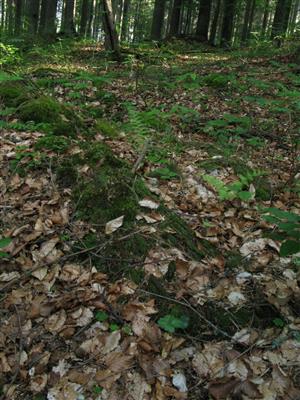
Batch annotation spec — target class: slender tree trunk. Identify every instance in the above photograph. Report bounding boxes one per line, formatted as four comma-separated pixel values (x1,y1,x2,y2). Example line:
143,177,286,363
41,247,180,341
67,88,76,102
39,0,47,34
101,0,121,59
62,0,76,35
210,0,222,44
271,0,292,38
247,0,256,39
150,0,166,40
7,0,14,35
1,0,5,36
25,0,40,34
80,0,91,36
169,0,183,36
196,0,212,41
132,0,141,42
241,0,252,43
184,2,193,34
221,0,236,46
261,0,269,37
14,0,23,35
289,0,300,34
42,0,58,37
120,0,130,41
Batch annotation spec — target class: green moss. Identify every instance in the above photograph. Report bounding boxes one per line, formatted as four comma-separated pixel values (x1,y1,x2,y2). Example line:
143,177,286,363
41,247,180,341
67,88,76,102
203,73,234,89
56,159,78,187
52,120,76,137
0,82,29,107
35,134,70,153
160,209,215,260
18,96,64,123
18,96,81,129
95,119,119,138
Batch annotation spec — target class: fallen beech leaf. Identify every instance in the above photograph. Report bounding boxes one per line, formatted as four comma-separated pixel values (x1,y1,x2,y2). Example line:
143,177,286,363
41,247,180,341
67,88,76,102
105,215,124,235
30,374,48,393
45,310,67,333
139,199,159,210
172,372,188,392
209,378,240,399
95,369,121,389
32,267,48,281
228,291,246,305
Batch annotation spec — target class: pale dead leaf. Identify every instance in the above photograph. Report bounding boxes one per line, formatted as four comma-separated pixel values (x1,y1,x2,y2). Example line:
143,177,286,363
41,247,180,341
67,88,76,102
138,199,159,210
105,215,124,235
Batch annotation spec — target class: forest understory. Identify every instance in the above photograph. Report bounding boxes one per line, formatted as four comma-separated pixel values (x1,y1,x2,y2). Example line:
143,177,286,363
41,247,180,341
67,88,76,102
0,41,300,400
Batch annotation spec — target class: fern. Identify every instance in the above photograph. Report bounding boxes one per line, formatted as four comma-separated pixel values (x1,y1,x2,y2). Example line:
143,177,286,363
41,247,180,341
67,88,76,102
126,105,150,137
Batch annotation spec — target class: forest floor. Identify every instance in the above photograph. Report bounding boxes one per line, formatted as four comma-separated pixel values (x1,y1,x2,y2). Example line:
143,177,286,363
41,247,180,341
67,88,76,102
0,41,300,400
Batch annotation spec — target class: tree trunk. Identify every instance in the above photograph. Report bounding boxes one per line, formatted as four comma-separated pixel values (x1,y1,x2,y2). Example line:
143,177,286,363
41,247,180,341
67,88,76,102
80,0,91,36
14,0,23,35
261,0,269,37
210,0,222,44
150,0,166,40
7,0,14,35
169,0,183,36
241,0,252,43
247,0,256,39
101,0,121,60
221,0,236,46
132,0,141,42
120,0,130,41
289,0,300,34
271,0,292,38
42,0,58,38
62,0,76,35
196,0,212,41
25,0,40,34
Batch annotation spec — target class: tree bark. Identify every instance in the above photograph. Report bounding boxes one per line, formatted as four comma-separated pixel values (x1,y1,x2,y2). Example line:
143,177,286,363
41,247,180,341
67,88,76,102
41,0,58,38
196,0,212,41
289,0,300,34
261,0,269,37
80,0,91,36
62,0,76,35
101,0,121,60
169,0,183,36
120,0,130,41
25,0,40,34
241,0,252,43
150,0,166,40
221,0,236,46
210,0,222,44
14,0,23,35
271,0,293,38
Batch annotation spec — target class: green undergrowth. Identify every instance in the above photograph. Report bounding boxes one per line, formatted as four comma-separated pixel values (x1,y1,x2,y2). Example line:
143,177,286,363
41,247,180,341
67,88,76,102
57,141,212,278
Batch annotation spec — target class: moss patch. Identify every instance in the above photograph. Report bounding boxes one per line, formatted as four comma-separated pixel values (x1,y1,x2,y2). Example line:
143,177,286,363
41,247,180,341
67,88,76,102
0,82,29,107
19,96,64,123
18,96,79,129
95,119,119,138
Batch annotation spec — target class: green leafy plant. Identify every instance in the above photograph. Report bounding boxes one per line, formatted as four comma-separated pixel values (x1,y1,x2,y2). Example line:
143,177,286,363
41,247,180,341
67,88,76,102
262,208,300,257
203,169,265,201
205,113,252,138
150,166,179,180
0,237,12,258
95,311,109,322
158,314,189,333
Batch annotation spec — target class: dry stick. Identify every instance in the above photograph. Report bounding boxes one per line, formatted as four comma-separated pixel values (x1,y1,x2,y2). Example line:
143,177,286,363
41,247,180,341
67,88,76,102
138,289,233,342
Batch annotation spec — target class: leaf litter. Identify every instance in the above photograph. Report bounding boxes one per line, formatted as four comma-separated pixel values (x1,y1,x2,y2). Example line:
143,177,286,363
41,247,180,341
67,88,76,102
0,50,300,400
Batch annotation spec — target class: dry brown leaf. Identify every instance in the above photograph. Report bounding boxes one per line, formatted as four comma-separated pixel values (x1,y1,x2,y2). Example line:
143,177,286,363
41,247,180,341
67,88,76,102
45,309,67,333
